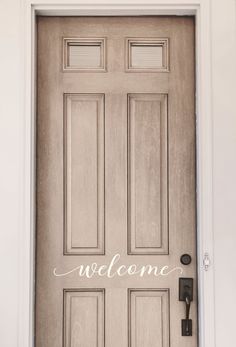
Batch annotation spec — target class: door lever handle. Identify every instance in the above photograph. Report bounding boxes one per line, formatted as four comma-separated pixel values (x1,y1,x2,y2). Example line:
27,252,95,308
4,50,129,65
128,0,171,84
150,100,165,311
179,278,193,336
184,294,192,335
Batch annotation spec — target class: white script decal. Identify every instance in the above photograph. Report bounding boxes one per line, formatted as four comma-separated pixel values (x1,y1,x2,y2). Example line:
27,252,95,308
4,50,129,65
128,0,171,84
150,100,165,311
53,253,183,279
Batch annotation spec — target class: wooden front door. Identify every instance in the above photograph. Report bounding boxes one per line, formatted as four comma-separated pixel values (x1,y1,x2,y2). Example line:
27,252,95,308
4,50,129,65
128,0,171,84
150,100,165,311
36,16,197,347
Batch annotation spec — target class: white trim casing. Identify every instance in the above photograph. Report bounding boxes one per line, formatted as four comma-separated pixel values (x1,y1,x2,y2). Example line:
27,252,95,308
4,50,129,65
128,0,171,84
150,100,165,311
19,2,216,347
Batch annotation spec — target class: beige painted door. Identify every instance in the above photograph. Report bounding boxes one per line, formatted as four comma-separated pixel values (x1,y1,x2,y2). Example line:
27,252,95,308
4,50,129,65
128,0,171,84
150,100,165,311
36,16,196,347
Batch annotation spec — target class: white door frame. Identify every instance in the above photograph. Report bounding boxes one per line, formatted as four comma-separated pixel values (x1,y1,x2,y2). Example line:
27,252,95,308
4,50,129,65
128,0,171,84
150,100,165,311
19,1,215,347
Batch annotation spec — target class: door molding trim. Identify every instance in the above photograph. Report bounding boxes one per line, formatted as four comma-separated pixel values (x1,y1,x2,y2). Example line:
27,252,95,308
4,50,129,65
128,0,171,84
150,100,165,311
19,1,215,346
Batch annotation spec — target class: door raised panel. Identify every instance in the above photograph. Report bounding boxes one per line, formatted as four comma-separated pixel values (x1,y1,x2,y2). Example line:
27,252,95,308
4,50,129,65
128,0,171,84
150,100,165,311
64,289,105,347
126,38,169,72
127,94,168,254
129,289,170,347
64,94,105,254
63,38,107,72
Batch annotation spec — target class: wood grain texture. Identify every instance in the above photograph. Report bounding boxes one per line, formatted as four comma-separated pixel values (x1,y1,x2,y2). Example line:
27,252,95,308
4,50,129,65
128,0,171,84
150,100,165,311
128,93,168,254
126,38,169,72
131,45,163,68
63,38,106,72
69,45,101,68
36,16,196,347
64,94,105,255
64,289,105,347
129,289,169,347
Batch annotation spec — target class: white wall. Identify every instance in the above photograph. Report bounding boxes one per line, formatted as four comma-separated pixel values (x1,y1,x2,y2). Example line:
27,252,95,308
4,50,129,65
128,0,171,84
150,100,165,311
211,0,236,345
0,1,21,347
0,0,235,346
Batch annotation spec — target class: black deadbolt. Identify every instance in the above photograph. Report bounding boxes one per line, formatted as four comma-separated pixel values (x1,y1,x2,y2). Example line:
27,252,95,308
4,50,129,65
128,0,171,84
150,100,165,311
180,254,192,265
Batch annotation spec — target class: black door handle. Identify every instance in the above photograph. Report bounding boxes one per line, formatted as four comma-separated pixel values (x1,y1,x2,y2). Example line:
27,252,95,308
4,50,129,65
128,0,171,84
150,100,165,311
183,294,192,336
179,278,193,336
